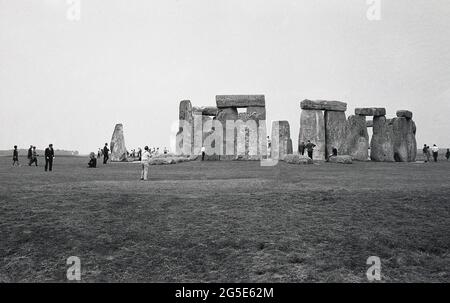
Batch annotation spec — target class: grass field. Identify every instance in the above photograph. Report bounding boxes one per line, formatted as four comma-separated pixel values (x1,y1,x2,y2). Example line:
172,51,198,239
0,156,449,282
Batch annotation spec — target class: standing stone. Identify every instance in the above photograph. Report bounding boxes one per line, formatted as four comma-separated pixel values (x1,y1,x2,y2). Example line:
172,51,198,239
110,124,128,162
176,100,194,155
324,111,349,158
392,117,417,162
298,109,326,160
345,115,369,161
216,107,238,160
370,116,394,162
271,121,293,160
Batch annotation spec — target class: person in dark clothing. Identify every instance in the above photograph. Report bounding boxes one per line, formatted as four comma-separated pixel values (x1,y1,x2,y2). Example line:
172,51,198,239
332,147,338,157
12,145,19,166
44,144,54,171
27,145,33,161
88,152,97,168
446,149,450,161
29,146,38,166
305,140,316,160
298,141,306,155
103,143,109,164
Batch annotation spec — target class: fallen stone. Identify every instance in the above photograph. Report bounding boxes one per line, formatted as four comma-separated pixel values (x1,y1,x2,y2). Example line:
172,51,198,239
283,154,313,165
370,116,394,162
396,110,413,119
355,107,386,116
216,95,265,108
392,117,417,162
298,109,326,160
110,124,128,162
324,111,349,158
300,99,347,112
328,155,352,164
345,115,369,161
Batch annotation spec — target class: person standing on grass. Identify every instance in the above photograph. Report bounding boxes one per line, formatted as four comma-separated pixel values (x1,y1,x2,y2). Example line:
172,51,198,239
446,148,450,161
29,146,38,166
422,144,429,162
305,140,316,160
201,146,206,161
140,146,151,181
431,144,439,162
298,141,306,156
44,144,54,171
103,143,109,164
27,145,33,163
12,145,19,166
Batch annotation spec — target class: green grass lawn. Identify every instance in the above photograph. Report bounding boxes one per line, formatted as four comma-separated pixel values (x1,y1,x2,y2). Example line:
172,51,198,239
0,156,449,282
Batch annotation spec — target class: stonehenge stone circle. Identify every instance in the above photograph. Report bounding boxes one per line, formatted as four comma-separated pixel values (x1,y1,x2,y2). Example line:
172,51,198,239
271,121,293,160
298,109,326,160
355,107,386,116
345,115,369,161
370,116,395,162
110,123,128,162
392,117,417,162
300,99,347,112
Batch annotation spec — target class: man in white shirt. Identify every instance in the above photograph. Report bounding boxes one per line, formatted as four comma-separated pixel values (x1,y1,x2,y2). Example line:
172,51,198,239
201,146,206,161
431,144,439,162
140,146,151,181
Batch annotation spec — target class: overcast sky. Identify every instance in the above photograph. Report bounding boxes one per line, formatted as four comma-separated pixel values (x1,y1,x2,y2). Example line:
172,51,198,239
1,0,449,154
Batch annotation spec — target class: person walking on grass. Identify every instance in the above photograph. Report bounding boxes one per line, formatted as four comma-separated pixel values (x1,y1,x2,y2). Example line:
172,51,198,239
27,145,33,162
140,146,151,181
12,145,19,166
29,146,38,166
103,143,109,164
431,144,439,162
305,140,316,160
44,144,54,171
446,148,450,161
422,144,430,162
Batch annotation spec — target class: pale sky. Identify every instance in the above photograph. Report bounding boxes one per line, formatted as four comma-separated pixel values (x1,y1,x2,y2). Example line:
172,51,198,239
1,0,449,154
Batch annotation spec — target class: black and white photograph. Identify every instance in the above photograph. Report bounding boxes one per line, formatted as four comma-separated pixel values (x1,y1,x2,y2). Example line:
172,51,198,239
0,0,448,296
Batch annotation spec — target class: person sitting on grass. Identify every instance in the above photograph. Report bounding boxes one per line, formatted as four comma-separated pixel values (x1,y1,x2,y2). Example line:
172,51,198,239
88,152,97,168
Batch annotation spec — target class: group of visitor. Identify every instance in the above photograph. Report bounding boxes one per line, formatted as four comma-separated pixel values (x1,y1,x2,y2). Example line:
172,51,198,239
11,144,55,171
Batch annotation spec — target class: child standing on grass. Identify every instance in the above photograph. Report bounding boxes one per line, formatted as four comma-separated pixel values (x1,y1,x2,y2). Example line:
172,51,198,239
12,145,19,166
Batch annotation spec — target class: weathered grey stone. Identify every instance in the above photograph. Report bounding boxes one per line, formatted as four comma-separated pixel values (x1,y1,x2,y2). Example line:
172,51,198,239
328,155,352,164
324,111,349,158
216,95,265,108
216,107,238,160
392,117,417,162
176,100,194,155
300,99,347,111
396,110,413,119
283,154,313,165
271,121,293,160
355,107,386,116
192,106,218,116
298,109,326,160
110,124,128,162
370,116,394,162
345,115,369,161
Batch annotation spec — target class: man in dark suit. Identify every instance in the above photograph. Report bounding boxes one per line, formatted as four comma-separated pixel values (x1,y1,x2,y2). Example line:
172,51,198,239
103,143,109,164
45,144,54,171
